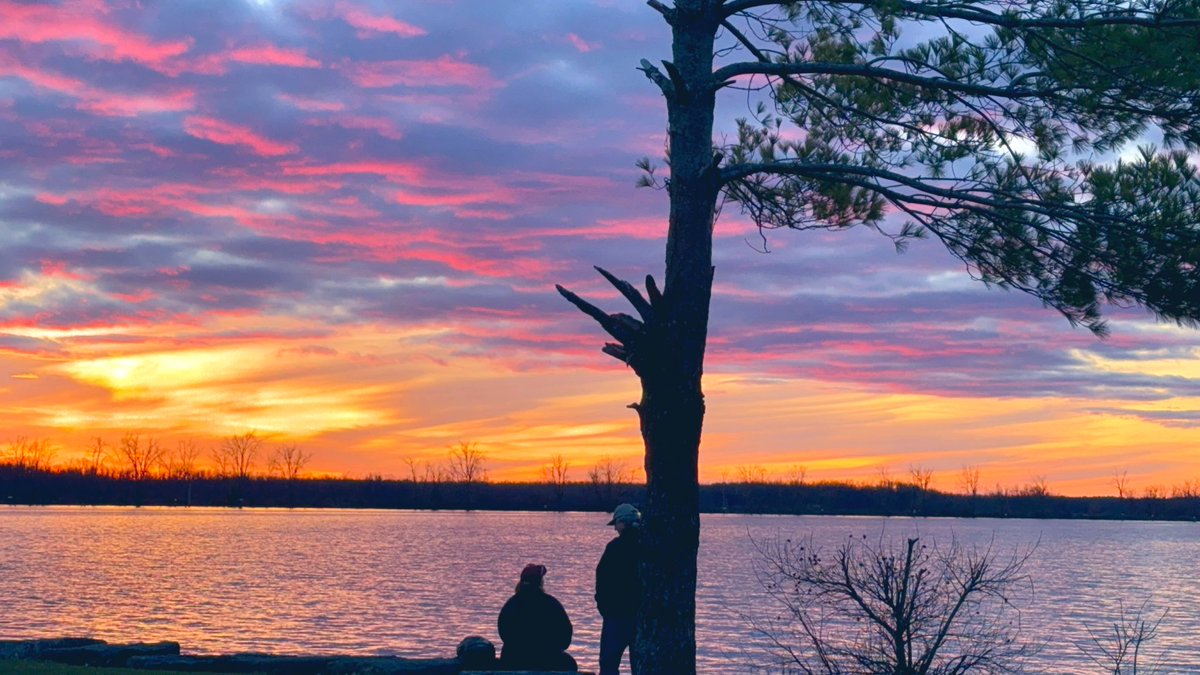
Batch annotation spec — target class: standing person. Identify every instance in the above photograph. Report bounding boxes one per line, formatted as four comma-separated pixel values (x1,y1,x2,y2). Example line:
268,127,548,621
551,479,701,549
596,503,641,675
497,563,577,671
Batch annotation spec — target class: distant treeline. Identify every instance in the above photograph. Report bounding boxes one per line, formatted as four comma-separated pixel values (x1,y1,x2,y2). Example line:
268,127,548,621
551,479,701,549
3,464,1200,521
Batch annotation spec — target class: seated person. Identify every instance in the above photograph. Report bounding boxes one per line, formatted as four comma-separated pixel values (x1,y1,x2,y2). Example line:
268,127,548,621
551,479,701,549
497,563,577,671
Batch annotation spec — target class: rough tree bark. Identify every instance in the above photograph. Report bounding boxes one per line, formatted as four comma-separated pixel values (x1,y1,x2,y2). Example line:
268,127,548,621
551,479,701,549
558,4,722,674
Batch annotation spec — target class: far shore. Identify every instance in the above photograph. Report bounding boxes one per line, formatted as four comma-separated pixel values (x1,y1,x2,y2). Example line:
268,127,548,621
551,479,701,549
4,466,1200,521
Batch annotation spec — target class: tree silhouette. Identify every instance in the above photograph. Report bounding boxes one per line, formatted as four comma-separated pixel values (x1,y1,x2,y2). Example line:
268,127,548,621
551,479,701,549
213,431,262,480
557,2,1200,672
447,441,488,483
269,443,311,481
755,535,1033,674
542,453,572,505
117,432,164,481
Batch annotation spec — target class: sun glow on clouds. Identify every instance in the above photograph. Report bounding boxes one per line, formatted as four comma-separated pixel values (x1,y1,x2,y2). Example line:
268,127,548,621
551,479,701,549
0,0,1198,494
53,343,387,437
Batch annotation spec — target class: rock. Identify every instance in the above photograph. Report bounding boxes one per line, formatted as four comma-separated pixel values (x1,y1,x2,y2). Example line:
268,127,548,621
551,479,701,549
1,637,481,674
36,640,180,667
456,636,497,669
129,654,334,673
129,654,462,674
0,637,106,660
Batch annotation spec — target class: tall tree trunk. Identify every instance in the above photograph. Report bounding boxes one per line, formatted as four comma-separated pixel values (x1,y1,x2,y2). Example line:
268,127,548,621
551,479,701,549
632,4,719,675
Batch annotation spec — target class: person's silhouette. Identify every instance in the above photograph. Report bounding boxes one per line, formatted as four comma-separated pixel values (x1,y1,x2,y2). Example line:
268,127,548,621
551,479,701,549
497,563,577,671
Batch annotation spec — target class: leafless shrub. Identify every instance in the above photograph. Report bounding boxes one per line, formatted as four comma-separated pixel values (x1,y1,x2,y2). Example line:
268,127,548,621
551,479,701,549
1017,476,1051,497
753,534,1034,675
1078,602,1166,675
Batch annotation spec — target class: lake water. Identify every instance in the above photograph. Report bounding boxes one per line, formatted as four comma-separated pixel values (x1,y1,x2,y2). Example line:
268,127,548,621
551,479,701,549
1,507,1198,673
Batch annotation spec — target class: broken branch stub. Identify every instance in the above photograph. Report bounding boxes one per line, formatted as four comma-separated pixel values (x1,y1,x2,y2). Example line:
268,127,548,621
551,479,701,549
557,269,664,371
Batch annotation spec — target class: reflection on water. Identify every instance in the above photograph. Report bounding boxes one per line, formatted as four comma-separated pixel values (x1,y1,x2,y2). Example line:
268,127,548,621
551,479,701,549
2,507,1198,673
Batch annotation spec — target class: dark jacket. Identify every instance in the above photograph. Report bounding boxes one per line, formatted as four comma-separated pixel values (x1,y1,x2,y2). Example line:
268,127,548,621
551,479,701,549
595,529,641,619
497,585,574,669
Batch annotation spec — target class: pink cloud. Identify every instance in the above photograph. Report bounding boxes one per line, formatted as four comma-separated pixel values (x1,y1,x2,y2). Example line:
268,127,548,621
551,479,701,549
392,188,517,208
177,44,322,76
277,93,347,112
334,1,426,38
0,57,195,116
282,161,425,182
35,194,71,206
343,55,497,89
183,116,298,156
305,114,404,140
0,1,191,69
519,217,665,240
228,44,321,69
566,33,600,52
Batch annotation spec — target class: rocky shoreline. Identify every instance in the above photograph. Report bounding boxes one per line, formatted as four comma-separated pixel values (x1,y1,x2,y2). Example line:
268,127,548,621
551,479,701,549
0,636,506,674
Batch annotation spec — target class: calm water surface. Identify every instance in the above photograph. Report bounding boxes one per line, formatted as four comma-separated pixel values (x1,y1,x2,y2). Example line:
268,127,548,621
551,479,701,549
2,507,1198,673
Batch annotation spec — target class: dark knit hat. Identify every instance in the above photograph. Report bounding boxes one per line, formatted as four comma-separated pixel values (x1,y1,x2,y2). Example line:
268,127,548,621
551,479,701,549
520,563,547,584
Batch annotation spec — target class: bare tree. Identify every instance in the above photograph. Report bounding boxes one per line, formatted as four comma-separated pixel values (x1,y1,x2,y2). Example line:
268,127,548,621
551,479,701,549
755,534,1033,674
1142,485,1166,500
737,464,769,483
1171,479,1200,499
1020,475,1052,497
1113,469,1133,499
1078,602,1166,675
541,453,571,485
785,464,808,487
542,453,572,505
4,436,56,471
446,441,487,483
164,439,202,479
85,436,107,475
588,456,632,484
960,465,982,498
213,431,262,479
403,456,420,482
910,464,934,492
116,433,165,480
423,462,448,484
269,443,311,480
589,455,633,503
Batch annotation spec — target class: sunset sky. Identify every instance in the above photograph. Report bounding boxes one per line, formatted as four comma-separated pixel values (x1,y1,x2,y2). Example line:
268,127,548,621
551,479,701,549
1,0,1198,496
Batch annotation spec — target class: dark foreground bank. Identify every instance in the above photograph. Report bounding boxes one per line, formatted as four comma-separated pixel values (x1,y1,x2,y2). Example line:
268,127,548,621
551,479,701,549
4,466,1200,520
0,637,591,675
